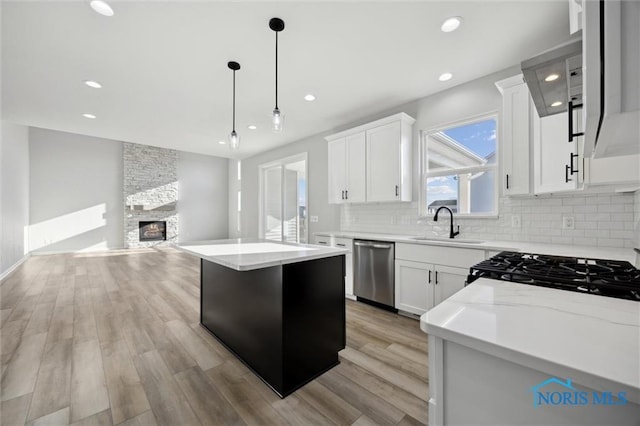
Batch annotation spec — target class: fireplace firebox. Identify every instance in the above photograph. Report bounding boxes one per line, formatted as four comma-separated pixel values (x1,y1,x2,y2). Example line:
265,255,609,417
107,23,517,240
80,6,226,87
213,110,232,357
139,221,167,242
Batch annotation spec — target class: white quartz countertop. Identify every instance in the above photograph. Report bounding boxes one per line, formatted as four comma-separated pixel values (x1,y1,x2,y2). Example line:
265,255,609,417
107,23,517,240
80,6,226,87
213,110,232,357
176,239,347,271
420,278,640,403
314,231,637,263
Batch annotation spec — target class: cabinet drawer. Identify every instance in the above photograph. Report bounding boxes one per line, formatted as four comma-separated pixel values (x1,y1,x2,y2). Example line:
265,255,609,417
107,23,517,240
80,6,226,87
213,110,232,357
314,236,331,246
396,243,484,268
332,238,353,251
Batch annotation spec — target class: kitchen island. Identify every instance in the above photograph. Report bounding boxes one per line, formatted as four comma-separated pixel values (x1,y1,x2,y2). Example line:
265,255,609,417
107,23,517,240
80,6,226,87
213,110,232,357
177,239,348,397
421,278,640,425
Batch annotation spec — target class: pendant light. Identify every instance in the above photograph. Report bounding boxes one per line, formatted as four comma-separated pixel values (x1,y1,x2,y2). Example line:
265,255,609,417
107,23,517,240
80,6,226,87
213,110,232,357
228,61,241,150
269,17,285,132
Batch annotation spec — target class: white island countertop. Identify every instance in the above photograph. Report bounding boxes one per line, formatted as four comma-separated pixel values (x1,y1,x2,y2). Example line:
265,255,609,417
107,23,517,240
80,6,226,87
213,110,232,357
176,239,348,271
420,278,640,404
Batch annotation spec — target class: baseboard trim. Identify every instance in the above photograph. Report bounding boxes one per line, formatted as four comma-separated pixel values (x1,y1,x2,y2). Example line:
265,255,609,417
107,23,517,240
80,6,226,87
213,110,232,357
30,247,127,256
0,254,31,283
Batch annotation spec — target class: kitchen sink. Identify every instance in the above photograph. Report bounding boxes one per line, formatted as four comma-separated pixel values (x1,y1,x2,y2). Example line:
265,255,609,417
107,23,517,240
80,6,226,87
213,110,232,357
409,237,484,244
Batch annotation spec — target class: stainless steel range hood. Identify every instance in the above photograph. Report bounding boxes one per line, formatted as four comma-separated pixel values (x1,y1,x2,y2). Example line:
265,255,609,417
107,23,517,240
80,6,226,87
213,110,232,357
521,37,582,117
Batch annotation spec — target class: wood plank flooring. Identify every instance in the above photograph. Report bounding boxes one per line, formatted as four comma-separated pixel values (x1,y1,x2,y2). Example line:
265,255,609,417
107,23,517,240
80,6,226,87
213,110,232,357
1,249,428,425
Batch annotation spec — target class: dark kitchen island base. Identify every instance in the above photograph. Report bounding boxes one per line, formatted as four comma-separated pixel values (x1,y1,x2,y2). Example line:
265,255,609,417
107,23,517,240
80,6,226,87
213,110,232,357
200,254,346,398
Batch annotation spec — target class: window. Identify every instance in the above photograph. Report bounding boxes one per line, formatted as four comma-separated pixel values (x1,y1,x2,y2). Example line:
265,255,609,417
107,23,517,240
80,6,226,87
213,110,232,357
420,115,498,216
259,153,308,243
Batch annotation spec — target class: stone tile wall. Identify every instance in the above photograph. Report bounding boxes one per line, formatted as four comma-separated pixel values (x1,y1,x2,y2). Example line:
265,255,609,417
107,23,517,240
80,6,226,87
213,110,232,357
123,143,178,248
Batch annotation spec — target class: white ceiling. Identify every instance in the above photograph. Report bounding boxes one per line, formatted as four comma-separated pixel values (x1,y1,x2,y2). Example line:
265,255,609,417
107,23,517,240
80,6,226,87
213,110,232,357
1,1,569,159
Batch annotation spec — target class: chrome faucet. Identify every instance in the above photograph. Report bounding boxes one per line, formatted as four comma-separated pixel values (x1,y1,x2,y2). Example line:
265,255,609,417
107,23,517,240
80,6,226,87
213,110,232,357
433,206,460,239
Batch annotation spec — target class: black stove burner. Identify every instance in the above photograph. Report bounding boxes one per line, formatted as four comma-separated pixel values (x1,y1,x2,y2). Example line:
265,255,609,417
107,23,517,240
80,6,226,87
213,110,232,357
468,251,640,302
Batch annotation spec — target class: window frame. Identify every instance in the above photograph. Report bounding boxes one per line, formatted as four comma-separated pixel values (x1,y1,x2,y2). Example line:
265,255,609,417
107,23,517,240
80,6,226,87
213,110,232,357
418,112,500,218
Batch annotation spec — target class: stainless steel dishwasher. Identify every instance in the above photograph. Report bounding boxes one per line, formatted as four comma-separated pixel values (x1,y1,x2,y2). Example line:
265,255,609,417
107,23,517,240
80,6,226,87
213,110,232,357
353,240,395,309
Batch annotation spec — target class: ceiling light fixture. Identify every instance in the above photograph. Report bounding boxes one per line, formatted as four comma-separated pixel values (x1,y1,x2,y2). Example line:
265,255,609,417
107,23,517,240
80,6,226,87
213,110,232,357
83,113,97,119
304,94,316,102
550,101,563,107
439,72,453,82
84,80,102,89
545,73,560,82
248,125,257,130
441,16,463,33
269,17,285,132
89,0,114,17
227,61,241,150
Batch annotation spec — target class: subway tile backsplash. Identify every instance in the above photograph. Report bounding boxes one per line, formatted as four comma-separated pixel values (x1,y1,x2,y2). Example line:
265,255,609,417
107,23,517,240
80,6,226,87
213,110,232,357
341,187,640,249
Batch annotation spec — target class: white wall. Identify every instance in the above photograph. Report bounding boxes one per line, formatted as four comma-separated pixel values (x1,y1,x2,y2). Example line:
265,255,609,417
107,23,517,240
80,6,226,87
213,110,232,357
29,128,124,253
1,122,30,276
178,151,228,241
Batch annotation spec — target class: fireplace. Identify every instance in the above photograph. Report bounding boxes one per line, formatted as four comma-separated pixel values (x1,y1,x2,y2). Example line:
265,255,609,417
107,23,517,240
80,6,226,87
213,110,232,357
139,221,167,242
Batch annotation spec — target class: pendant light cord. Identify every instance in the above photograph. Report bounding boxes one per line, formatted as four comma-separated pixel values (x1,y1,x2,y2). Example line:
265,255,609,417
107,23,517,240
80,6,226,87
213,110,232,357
275,31,278,109
232,69,236,131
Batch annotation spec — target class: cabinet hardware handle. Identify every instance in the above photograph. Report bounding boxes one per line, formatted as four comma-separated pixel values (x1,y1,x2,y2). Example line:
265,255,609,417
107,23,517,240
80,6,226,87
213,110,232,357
336,243,345,247
568,101,585,142
565,164,572,183
395,185,399,197
345,190,348,200
428,270,431,284
570,153,579,175
341,190,345,200
506,174,510,190
318,241,327,245
435,271,439,285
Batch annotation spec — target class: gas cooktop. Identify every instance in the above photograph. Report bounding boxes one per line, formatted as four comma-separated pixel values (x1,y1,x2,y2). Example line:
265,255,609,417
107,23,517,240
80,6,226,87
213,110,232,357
468,251,640,301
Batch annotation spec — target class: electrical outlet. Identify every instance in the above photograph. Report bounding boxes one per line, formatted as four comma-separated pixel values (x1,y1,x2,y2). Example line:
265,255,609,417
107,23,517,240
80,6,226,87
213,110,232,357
562,216,575,230
310,216,319,223
511,215,522,228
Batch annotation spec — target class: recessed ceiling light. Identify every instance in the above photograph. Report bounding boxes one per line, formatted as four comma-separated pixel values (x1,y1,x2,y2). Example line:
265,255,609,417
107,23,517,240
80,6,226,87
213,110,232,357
218,140,227,145
545,73,560,82
82,113,97,119
248,125,257,130
304,94,316,102
90,0,114,17
439,72,453,82
84,80,102,89
550,101,563,107
441,16,463,33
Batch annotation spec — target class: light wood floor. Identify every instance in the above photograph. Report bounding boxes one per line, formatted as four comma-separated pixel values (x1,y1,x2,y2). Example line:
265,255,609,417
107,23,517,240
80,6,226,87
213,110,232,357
1,248,428,425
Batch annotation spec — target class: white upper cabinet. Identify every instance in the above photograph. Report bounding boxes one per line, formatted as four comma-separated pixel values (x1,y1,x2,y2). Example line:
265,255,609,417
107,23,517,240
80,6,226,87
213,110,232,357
327,133,366,204
495,74,531,196
532,110,582,194
346,133,366,203
326,113,414,204
327,138,347,204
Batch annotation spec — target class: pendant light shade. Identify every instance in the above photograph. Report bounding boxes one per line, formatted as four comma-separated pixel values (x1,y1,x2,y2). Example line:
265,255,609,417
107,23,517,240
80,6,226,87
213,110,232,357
228,61,241,150
269,18,285,132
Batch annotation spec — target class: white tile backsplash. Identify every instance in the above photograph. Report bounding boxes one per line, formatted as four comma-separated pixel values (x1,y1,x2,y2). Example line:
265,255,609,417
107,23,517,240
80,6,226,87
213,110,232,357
341,187,639,249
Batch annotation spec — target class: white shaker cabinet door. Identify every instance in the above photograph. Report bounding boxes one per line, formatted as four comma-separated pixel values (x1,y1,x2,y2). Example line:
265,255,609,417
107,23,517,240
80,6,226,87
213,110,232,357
366,121,401,202
328,138,347,204
345,132,366,203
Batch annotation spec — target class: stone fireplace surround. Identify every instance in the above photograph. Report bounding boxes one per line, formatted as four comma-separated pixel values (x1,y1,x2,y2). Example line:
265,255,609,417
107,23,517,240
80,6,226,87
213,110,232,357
123,142,178,248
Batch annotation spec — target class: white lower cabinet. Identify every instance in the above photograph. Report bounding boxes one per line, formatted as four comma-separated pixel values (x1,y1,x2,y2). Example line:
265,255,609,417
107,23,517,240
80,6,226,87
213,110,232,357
394,243,485,315
313,235,354,299
395,260,468,315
